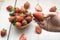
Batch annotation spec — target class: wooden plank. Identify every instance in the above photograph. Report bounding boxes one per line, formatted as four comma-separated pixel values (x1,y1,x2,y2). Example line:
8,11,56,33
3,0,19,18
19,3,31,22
0,0,15,40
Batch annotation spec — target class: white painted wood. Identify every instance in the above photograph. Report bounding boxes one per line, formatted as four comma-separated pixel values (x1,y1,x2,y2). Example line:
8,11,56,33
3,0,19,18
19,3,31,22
0,0,16,40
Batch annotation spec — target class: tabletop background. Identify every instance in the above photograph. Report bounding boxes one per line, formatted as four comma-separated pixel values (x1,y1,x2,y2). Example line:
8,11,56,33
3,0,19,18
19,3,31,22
0,0,60,40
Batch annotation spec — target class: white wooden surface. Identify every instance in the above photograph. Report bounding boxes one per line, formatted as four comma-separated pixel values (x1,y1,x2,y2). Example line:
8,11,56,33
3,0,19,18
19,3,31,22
0,0,60,40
